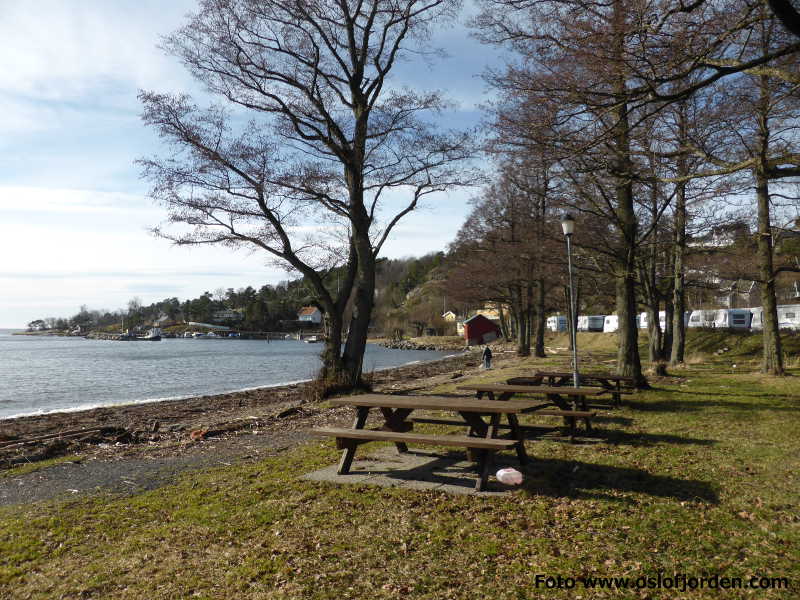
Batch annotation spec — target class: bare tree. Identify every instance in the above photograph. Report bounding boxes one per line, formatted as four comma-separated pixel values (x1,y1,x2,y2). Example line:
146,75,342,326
447,170,561,356
139,0,476,389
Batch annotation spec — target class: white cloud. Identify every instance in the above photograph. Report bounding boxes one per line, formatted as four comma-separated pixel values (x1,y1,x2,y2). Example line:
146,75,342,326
0,1,195,102
0,4,484,327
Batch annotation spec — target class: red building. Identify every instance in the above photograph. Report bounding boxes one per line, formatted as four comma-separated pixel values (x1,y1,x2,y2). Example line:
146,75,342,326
463,314,501,346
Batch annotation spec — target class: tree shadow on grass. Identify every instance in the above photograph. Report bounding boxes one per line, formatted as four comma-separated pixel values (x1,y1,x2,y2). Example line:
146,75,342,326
516,423,715,447
363,450,718,503
626,395,800,413
581,428,716,447
517,457,718,504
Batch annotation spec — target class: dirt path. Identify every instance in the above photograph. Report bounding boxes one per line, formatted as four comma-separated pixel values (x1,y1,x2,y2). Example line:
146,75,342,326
0,348,521,506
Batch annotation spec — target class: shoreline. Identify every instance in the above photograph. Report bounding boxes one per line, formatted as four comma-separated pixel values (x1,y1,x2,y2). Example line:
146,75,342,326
0,349,484,454
0,350,465,423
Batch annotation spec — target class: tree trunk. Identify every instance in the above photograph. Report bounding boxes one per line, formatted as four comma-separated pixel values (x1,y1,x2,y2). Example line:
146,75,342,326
662,299,674,360
646,304,662,364
670,182,687,365
611,1,646,388
756,171,784,375
617,260,646,386
515,308,530,356
498,304,511,339
755,75,784,376
533,279,547,357
341,240,376,387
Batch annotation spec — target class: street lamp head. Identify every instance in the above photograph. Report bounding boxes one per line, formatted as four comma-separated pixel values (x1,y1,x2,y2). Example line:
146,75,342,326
561,213,575,236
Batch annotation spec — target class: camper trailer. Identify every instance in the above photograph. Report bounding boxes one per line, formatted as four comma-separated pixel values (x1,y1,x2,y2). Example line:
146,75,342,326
639,310,668,330
577,315,605,331
777,304,800,330
603,315,618,333
711,309,752,329
586,316,606,331
546,315,568,332
688,310,716,328
750,307,763,330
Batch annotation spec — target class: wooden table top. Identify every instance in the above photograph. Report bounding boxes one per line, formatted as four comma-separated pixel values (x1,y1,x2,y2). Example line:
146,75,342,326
328,394,541,413
534,371,636,382
457,383,608,396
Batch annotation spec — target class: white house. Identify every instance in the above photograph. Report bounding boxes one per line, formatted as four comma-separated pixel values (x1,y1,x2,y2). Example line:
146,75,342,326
298,306,323,324
213,309,243,322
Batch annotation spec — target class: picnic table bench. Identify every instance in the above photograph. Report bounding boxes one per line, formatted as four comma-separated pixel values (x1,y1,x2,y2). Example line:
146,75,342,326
312,394,538,491
508,371,636,406
456,383,603,439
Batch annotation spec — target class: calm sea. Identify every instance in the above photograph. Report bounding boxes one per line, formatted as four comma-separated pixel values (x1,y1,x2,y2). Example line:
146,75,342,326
0,330,454,420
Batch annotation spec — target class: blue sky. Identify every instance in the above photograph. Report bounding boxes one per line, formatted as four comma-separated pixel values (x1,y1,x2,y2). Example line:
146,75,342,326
0,1,500,327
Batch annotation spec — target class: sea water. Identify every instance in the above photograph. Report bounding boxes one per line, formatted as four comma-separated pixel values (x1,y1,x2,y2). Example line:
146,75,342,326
0,330,454,420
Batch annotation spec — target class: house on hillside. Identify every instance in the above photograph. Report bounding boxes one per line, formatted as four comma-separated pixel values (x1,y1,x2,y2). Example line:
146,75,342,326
463,314,501,346
441,310,458,322
297,306,323,324
212,309,243,323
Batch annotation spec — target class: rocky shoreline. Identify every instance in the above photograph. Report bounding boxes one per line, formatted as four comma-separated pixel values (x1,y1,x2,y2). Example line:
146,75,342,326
0,348,488,470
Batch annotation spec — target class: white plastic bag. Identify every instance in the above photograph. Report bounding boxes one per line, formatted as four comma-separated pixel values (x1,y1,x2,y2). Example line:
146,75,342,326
496,467,523,485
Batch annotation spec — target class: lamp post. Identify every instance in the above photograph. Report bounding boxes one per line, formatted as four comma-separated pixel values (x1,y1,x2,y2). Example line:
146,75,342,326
561,214,580,389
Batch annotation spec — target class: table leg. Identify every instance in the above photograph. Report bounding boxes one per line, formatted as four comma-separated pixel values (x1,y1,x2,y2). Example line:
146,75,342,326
476,413,501,491
338,406,369,474
460,411,488,462
506,414,529,465
380,407,412,453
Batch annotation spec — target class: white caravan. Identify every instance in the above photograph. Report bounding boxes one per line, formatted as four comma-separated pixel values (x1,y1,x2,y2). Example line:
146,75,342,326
711,309,752,329
546,315,568,332
577,315,605,331
749,305,800,330
603,315,619,333
639,310,670,330
586,316,606,331
777,304,800,330
688,310,716,328
750,307,763,330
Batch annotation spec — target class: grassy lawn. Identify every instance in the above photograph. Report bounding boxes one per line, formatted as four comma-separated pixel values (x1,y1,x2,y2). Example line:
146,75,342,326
1,332,799,599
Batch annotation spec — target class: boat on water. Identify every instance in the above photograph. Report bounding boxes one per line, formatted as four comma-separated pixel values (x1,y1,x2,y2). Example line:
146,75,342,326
120,327,162,341
193,331,221,338
304,335,321,343
139,327,162,341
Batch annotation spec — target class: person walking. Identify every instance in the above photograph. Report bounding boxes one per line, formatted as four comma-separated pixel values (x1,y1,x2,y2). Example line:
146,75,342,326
482,345,493,369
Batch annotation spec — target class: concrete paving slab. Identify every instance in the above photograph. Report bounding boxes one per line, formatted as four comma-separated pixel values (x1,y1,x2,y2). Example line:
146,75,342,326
302,446,524,496
302,464,373,484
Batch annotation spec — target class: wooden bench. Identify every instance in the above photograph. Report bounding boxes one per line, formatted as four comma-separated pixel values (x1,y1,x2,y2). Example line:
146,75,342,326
312,428,518,451
508,372,637,407
409,408,597,442
313,394,538,491
458,383,604,434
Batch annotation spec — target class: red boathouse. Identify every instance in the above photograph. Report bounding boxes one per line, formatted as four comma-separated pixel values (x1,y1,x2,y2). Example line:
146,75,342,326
463,314,501,346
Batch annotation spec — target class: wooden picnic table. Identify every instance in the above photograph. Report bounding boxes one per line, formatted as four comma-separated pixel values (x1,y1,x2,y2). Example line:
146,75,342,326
456,383,605,438
508,371,636,406
312,394,539,491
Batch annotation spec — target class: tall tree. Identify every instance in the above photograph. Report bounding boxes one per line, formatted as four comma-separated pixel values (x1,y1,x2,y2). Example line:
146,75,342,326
139,0,475,390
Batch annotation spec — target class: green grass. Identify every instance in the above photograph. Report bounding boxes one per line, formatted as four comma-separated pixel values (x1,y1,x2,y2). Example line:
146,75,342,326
0,455,81,479
1,331,799,598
